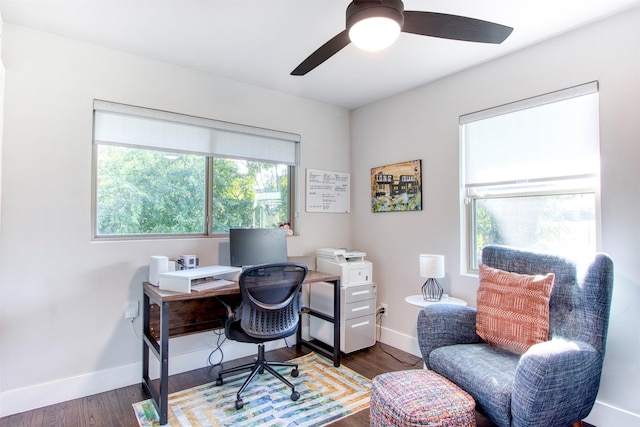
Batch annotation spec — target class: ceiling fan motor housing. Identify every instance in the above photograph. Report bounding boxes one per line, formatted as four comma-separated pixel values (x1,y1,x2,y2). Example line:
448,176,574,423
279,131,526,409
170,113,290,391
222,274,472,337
346,0,405,31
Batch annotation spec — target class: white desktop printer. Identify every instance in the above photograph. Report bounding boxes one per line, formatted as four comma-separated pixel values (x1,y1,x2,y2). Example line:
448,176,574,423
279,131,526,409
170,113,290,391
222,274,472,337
315,248,371,286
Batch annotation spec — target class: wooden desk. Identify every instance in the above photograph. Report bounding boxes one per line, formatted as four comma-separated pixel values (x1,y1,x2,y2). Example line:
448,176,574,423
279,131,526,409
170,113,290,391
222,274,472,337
142,270,341,425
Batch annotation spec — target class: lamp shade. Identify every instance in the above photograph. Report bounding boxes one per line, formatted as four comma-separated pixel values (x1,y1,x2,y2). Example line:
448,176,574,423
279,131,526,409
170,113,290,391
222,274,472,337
419,254,445,278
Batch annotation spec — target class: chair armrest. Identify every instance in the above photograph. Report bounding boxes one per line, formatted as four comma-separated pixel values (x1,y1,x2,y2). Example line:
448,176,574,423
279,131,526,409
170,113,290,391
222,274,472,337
512,339,603,427
417,304,482,369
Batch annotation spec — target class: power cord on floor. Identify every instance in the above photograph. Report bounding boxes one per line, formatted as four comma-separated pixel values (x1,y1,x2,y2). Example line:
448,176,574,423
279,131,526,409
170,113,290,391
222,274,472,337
208,328,227,367
208,296,234,369
376,311,423,368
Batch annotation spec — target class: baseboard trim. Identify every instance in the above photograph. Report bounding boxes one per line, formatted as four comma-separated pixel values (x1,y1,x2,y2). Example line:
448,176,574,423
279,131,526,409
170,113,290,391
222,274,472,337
0,361,142,417
0,340,287,417
378,325,640,427
377,324,422,358
584,400,640,427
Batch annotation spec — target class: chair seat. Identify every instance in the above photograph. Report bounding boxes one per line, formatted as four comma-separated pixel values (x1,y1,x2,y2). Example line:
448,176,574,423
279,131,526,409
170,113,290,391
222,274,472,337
226,318,297,343
430,343,520,427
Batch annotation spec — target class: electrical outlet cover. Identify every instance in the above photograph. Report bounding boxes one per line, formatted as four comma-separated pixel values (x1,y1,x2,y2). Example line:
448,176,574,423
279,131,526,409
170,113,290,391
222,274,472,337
125,301,139,319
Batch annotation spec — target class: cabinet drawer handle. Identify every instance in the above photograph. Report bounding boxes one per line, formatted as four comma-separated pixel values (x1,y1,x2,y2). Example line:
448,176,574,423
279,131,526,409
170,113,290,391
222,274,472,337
351,320,370,328
351,290,370,296
351,305,370,312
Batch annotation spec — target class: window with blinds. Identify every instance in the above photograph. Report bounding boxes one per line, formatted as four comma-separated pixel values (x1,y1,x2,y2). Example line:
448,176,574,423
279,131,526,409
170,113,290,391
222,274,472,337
460,82,600,271
92,100,300,239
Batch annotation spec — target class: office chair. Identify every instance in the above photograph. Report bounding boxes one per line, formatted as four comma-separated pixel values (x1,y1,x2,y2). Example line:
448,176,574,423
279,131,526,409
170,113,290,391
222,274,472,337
215,262,308,410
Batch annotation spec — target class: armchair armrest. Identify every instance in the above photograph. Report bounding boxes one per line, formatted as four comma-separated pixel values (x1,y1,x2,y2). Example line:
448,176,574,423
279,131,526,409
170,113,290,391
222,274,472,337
512,339,603,427
417,304,482,369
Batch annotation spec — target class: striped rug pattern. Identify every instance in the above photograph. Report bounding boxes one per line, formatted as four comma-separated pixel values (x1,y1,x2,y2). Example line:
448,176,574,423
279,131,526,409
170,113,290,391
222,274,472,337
133,352,371,426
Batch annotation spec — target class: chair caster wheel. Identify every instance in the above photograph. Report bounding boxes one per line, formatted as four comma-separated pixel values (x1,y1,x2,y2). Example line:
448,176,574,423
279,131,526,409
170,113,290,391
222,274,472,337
291,368,299,377
291,390,300,401
235,399,244,410
215,378,223,386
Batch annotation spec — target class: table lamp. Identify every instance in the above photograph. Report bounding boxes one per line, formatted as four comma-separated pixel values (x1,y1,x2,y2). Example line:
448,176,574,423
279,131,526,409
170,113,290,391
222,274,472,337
419,254,445,301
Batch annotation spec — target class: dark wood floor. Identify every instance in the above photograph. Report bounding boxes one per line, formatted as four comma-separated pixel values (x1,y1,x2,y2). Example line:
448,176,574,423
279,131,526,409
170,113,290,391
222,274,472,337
0,342,590,427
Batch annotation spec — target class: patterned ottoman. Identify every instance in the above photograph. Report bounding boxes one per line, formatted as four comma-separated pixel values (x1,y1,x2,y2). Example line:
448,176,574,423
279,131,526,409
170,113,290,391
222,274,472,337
370,370,476,427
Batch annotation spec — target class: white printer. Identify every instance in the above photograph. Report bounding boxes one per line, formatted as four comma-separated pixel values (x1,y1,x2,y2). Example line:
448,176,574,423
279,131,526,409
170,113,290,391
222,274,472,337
315,248,372,286
310,248,376,353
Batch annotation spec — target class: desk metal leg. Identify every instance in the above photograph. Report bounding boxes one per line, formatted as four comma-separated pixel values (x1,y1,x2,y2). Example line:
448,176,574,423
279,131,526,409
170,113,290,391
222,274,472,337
158,301,169,425
142,292,150,389
332,279,341,367
142,293,170,425
296,279,341,367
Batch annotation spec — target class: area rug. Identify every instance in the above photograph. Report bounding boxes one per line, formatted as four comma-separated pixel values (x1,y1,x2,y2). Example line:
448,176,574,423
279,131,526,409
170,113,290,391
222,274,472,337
133,352,371,427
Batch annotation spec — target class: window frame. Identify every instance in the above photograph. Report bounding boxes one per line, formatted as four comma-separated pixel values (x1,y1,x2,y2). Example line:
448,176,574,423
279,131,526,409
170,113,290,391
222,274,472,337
209,157,296,237
91,101,300,240
464,185,601,272
459,82,602,274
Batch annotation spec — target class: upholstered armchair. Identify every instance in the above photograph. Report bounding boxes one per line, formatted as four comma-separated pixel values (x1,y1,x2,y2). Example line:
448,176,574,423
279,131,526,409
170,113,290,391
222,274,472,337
417,245,614,427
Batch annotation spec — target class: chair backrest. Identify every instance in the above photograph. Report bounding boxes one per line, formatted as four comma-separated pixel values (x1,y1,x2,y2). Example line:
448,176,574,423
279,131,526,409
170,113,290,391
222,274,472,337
481,245,614,358
236,262,308,341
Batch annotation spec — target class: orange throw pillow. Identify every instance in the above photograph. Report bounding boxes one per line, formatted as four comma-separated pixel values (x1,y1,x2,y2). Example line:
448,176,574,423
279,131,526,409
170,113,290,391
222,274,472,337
476,264,555,354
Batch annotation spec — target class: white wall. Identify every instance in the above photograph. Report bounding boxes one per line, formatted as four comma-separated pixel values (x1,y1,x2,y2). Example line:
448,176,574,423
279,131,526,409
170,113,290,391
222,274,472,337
351,7,640,426
0,24,352,415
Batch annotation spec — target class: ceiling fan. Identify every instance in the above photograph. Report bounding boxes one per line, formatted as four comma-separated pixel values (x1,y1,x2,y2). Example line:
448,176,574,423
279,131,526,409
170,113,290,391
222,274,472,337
291,0,513,76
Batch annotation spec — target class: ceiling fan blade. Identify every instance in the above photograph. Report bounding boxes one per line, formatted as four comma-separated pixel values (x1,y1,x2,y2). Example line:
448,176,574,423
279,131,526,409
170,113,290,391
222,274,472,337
402,11,513,44
291,30,351,76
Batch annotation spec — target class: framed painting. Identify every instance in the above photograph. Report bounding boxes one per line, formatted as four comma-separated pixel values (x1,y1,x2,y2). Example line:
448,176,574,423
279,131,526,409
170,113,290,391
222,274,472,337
371,159,422,213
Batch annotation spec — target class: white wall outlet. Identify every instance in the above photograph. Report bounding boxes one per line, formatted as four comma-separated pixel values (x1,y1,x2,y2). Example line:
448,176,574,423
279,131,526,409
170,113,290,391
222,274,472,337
380,303,388,317
125,301,139,319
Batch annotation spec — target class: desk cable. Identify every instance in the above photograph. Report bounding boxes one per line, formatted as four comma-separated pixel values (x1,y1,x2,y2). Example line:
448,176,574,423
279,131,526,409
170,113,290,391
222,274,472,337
208,328,227,368
208,296,233,368
129,316,142,343
376,310,422,368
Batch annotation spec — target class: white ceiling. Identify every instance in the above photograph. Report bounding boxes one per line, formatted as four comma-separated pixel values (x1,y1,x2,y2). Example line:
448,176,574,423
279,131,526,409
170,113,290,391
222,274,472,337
1,0,639,109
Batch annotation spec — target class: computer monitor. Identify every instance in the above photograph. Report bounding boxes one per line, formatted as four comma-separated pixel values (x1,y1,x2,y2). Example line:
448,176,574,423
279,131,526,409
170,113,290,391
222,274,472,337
229,228,288,267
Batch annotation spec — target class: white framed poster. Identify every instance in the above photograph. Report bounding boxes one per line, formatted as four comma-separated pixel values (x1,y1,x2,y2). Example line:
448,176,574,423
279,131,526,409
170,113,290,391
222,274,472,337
306,169,350,213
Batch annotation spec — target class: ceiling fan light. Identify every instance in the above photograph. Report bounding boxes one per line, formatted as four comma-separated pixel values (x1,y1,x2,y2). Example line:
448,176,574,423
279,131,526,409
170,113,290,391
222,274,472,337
349,17,401,51
346,0,404,52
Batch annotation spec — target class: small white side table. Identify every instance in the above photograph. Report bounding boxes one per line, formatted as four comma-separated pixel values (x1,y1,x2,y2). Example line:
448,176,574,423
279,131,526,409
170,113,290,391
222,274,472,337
404,294,467,308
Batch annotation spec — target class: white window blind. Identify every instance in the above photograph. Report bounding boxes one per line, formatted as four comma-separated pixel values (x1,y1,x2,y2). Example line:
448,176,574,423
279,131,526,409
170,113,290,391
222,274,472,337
93,100,300,165
461,82,599,189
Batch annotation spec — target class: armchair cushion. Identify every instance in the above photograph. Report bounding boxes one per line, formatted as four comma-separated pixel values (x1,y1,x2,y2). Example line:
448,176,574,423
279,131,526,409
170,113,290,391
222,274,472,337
430,338,601,427
476,264,555,354
430,343,520,427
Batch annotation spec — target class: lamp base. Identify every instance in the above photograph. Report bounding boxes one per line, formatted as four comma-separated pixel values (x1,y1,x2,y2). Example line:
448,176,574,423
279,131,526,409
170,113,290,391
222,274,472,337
421,278,443,302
